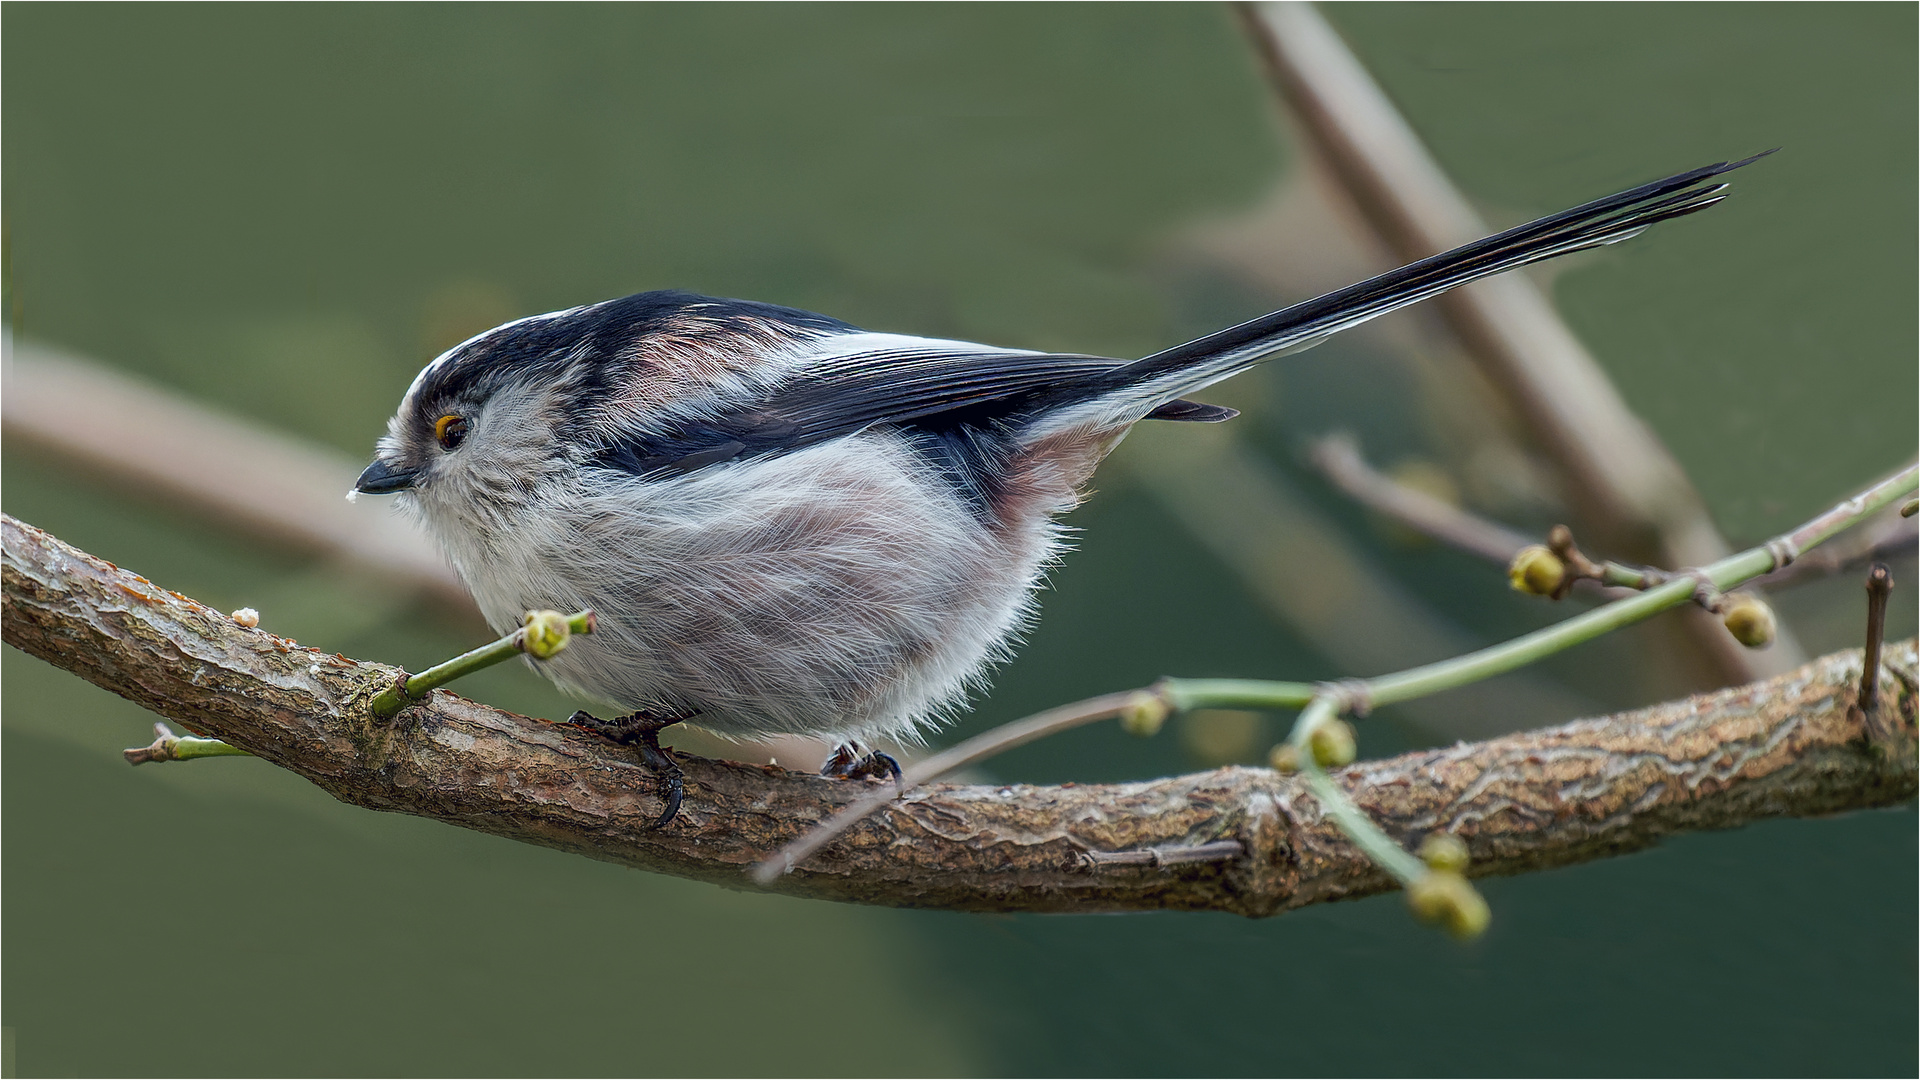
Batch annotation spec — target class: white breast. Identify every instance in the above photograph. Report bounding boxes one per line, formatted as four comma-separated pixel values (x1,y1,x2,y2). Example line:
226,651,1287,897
419,431,1063,745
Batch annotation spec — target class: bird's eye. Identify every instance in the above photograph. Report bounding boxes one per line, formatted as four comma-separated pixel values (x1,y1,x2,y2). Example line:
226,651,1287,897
435,414,469,451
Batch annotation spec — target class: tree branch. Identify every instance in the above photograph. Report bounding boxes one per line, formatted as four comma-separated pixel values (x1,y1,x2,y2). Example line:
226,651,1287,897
5,512,1912,916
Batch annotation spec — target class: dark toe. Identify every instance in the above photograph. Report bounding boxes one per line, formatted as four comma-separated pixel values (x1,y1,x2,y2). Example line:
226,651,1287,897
820,745,901,784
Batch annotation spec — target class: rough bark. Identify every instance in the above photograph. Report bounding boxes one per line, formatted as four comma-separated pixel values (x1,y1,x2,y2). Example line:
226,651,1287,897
4,513,1913,916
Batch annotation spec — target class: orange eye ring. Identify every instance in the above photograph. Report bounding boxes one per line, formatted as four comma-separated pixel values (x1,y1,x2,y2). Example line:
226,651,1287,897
434,414,469,450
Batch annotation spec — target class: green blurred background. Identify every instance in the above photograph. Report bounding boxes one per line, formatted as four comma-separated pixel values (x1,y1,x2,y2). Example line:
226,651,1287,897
4,4,1914,1075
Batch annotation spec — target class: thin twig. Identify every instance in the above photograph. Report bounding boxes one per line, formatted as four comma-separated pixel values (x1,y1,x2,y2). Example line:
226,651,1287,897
1181,464,1917,714
369,609,596,717
746,691,1141,885
1079,840,1246,869
1128,424,1591,740
754,464,1918,884
1287,695,1428,884
1751,507,1917,590
1858,564,1893,732
1312,434,1912,600
122,721,253,765
1543,524,1660,595
1310,433,1534,563
1311,433,1636,599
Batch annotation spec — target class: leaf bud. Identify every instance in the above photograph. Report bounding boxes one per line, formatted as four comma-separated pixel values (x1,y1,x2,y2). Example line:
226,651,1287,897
1118,691,1169,738
1418,833,1470,873
1308,719,1356,768
520,609,573,660
1268,743,1300,774
1507,545,1565,596
1406,870,1491,940
1720,594,1776,648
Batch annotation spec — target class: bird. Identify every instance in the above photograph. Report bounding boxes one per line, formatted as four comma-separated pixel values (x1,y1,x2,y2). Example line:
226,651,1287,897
355,153,1768,825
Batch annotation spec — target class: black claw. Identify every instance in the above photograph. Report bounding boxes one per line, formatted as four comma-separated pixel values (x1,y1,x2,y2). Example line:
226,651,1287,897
564,708,694,827
643,744,685,829
820,743,903,788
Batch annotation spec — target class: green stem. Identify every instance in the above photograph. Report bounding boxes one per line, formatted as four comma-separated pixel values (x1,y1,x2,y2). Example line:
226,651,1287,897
1287,696,1428,885
172,735,252,760
1164,464,1918,713
1162,678,1316,711
123,723,254,765
1597,562,1656,589
370,610,595,717
1217,464,1915,925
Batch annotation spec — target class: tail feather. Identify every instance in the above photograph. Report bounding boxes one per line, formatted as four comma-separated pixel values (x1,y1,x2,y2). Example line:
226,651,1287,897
1039,151,1773,430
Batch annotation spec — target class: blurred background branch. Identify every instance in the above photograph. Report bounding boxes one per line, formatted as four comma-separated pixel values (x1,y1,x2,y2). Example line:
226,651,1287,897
3,340,469,613
1231,0,1804,686
1309,430,1919,594
1310,430,1537,565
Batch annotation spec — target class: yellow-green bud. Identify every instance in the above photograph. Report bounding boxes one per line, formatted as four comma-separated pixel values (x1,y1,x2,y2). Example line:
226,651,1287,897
520,609,573,660
1406,870,1491,940
1507,545,1565,596
1118,691,1169,738
1308,719,1357,768
1418,833,1470,873
1268,743,1300,774
1720,594,1776,648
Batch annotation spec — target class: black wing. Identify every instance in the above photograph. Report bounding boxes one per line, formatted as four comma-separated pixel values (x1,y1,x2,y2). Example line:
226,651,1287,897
591,339,1234,478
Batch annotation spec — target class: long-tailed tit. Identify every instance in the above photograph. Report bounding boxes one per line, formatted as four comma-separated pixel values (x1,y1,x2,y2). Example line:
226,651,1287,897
356,154,1766,824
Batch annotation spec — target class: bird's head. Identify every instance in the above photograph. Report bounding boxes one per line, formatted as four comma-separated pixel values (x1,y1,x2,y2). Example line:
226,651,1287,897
354,290,856,535
353,304,614,531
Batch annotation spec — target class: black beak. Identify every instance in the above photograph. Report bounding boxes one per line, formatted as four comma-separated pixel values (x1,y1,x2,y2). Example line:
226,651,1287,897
355,459,417,494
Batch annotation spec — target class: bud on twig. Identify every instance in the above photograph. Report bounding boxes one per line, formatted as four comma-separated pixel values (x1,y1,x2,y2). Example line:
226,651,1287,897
1268,743,1300,774
371,608,596,717
519,609,573,659
1720,594,1777,648
1406,870,1491,940
1118,691,1169,737
1418,833,1470,873
1508,545,1565,597
123,721,251,765
1308,718,1357,768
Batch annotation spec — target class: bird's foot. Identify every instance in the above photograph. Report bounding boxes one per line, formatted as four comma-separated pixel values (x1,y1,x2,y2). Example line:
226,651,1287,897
820,742,902,787
566,707,697,828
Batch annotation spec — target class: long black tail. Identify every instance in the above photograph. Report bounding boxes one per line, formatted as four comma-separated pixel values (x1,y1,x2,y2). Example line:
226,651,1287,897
1041,151,1772,431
